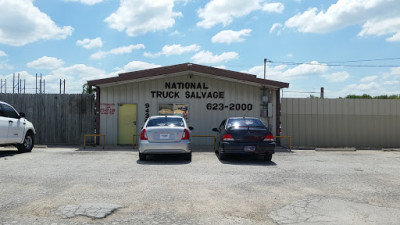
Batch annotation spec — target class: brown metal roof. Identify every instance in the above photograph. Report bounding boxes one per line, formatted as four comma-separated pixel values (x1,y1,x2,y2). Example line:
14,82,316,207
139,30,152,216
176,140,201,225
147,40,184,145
88,63,289,88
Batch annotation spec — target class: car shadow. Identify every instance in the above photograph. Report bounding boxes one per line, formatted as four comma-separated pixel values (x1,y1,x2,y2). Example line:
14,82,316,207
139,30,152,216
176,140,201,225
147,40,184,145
0,150,20,158
137,154,191,165
216,153,277,166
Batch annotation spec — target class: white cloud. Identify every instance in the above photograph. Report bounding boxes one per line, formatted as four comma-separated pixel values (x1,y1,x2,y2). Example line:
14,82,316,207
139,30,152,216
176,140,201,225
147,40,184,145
360,75,377,82
122,61,161,72
0,64,108,93
0,61,12,70
197,0,284,28
0,0,73,46
270,23,282,34
90,51,107,60
284,0,400,42
52,64,108,93
244,61,328,81
110,45,145,54
386,32,400,42
90,44,145,59
262,2,284,13
169,30,183,36
340,82,381,95
144,44,200,58
0,50,6,57
382,67,400,80
191,51,239,64
27,56,65,70
211,29,252,44
105,0,182,37
359,17,400,42
76,37,103,49
63,0,103,5
322,71,350,82
53,64,106,79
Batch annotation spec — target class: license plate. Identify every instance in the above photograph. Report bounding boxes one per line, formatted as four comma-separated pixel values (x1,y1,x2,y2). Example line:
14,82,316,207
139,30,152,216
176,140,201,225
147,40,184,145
160,133,170,139
244,146,256,152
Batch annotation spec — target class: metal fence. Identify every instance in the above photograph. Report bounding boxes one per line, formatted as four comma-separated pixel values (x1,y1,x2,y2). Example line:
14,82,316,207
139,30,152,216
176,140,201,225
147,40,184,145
0,94,95,145
281,98,400,148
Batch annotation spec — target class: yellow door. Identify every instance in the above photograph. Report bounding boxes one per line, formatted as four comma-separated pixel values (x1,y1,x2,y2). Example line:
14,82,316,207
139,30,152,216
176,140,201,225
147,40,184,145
118,104,137,145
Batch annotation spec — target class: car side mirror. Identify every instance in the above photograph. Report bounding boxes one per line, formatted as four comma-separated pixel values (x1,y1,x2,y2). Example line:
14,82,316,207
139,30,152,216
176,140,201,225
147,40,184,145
212,128,218,132
189,126,194,130
19,112,26,118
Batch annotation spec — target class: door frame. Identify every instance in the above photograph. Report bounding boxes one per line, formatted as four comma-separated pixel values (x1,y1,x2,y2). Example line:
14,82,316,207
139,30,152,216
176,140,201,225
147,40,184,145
117,103,138,146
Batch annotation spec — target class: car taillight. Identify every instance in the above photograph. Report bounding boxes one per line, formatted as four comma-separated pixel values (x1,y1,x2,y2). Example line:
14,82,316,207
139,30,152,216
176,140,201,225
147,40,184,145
181,129,190,140
264,134,274,142
140,129,148,140
222,134,234,141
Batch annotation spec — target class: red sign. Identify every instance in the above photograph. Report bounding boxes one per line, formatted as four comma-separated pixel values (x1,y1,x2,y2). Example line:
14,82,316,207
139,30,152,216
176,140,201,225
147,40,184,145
100,103,116,115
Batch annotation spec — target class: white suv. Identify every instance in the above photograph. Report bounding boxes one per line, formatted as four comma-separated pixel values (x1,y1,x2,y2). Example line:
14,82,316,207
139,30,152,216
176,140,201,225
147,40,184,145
0,101,36,152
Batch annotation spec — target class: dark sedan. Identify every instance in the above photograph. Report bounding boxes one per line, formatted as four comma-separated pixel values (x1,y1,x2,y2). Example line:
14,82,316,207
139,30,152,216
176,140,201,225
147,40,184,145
212,117,275,161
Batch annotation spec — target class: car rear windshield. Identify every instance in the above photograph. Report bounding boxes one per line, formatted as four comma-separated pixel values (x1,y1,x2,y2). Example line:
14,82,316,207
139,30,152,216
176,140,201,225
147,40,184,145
226,118,265,129
146,117,184,127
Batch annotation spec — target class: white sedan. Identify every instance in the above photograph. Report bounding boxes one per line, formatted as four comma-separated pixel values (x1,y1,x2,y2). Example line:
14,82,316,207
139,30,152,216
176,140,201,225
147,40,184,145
139,115,193,161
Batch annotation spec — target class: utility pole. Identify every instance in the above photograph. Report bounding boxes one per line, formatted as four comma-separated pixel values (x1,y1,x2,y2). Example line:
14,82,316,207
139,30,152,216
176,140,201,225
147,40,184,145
40,73,42,94
60,79,66,94
320,87,324,99
264,58,267,80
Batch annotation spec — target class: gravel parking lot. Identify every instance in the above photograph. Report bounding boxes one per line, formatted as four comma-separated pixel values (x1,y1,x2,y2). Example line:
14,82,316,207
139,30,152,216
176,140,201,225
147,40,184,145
1,146,400,225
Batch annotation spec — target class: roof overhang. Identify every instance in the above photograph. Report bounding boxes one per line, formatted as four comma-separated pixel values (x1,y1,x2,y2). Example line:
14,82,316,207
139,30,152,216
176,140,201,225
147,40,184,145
88,63,289,89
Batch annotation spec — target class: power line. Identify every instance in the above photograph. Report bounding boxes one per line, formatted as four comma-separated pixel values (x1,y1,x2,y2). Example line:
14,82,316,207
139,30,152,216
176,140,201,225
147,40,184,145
319,57,400,63
270,61,400,68
283,90,320,94
270,57,400,68
226,57,400,68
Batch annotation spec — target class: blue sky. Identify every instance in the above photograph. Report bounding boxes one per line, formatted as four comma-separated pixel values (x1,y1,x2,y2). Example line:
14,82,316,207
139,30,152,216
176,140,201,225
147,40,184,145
0,0,399,98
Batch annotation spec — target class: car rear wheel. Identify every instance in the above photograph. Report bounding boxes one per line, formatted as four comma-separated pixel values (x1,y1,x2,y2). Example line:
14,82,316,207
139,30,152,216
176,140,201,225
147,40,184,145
264,153,272,162
17,133,34,153
139,152,146,161
218,148,225,160
185,152,192,161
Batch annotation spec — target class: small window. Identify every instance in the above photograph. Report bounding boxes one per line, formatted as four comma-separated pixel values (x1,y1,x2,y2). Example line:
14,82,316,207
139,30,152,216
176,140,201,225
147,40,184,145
158,103,189,120
1,104,19,119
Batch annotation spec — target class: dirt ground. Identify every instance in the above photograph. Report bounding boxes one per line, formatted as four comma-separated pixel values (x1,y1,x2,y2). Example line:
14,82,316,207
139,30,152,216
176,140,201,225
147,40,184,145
1,146,400,224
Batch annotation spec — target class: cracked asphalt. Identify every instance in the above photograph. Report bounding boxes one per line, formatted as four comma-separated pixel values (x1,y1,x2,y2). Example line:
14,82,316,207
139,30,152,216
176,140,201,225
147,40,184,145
1,146,400,225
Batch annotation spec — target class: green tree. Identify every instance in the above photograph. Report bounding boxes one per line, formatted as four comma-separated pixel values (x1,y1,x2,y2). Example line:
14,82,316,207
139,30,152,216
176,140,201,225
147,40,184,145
82,83,94,94
345,94,372,99
308,95,319,99
345,94,400,99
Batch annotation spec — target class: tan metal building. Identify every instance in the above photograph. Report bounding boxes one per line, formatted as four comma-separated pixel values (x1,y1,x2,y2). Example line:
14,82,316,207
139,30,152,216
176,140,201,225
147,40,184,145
88,63,289,146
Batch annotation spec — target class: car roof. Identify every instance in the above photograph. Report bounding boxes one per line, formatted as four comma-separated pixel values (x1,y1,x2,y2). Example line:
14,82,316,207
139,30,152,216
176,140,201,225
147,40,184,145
0,101,12,107
227,117,260,120
149,115,184,119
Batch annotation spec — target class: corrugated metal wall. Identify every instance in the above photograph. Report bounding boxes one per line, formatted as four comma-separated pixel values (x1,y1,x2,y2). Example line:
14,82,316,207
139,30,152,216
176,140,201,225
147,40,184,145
0,94,95,145
99,73,278,145
281,98,400,148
